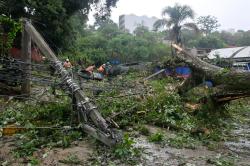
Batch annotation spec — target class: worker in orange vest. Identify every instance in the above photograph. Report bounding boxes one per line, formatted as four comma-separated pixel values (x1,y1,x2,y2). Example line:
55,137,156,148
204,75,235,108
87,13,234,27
63,58,72,69
85,64,96,74
97,64,106,73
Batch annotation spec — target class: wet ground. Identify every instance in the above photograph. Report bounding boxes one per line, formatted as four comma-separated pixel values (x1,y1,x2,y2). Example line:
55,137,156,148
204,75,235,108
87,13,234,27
134,135,216,166
1,75,250,165
1,108,250,165
0,137,94,165
224,111,250,166
133,118,250,166
82,123,249,166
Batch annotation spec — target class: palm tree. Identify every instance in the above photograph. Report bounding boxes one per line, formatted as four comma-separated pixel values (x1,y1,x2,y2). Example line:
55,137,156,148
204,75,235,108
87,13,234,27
0,0,6,13
154,3,198,44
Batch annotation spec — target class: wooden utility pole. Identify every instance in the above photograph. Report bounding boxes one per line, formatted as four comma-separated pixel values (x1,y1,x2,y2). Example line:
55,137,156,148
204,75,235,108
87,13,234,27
24,20,120,146
21,19,31,95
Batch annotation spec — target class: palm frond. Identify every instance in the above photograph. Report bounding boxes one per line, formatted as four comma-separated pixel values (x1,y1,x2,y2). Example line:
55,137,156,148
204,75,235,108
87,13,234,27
162,3,195,26
0,0,6,13
153,19,168,31
183,22,199,33
179,5,195,20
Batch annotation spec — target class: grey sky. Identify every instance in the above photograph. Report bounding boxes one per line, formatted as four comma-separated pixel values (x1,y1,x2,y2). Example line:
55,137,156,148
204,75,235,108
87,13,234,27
89,0,250,31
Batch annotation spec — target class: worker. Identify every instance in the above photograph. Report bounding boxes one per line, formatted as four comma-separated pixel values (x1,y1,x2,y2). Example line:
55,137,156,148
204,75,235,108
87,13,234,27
63,58,72,69
85,64,95,74
105,62,112,75
97,64,106,73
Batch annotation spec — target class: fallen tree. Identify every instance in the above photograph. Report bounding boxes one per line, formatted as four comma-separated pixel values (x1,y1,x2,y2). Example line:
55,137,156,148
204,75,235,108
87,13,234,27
172,44,250,103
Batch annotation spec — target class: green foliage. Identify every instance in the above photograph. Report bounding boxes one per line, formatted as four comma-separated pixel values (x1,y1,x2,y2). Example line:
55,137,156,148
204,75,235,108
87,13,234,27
148,132,165,143
207,155,236,166
225,98,250,124
196,15,220,35
27,156,40,165
133,24,149,37
0,15,22,56
183,19,250,48
168,132,199,149
0,98,83,158
73,22,170,64
142,79,188,129
187,35,226,49
60,154,82,165
212,30,250,46
236,30,250,46
137,125,150,136
186,30,250,48
1,0,118,51
113,134,140,159
97,71,249,151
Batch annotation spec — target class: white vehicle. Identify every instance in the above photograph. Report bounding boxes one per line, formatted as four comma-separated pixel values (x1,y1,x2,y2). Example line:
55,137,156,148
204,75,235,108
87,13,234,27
232,62,250,71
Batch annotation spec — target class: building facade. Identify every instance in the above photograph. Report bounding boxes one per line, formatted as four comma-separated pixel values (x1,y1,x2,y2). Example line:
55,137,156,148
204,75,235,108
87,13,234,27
119,14,158,33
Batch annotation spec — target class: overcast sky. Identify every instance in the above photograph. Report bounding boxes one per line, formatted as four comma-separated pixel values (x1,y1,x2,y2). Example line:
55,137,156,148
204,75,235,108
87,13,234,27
89,0,250,31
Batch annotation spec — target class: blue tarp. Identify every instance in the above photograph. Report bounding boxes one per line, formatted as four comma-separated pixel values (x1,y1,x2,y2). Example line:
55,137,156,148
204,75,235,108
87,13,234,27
110,59,120,65
175,66,191,78
164,68,172,76
205,81,213,87
153,66,192,78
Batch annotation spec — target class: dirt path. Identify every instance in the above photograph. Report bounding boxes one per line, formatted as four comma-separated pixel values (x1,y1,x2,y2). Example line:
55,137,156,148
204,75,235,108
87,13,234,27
134,135,216,166
0,138,94,166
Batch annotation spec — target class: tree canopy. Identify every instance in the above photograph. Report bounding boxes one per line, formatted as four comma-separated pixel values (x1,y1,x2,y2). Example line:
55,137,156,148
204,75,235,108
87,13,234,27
0,0,119,51
196,15,220,35
70,22,171,64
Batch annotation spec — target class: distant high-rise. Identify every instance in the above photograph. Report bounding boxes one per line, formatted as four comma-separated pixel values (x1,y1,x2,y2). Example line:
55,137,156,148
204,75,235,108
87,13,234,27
119,14,159,33
226,28,236,34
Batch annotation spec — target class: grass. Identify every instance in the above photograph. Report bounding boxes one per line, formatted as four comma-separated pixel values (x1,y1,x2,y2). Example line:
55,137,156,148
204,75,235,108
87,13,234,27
89,133,142,165
0,96,84,158
137,125,150,136
59,154,82,165
167,132,200,149
148,132,165,143
113,134,141,159
207,154,237,166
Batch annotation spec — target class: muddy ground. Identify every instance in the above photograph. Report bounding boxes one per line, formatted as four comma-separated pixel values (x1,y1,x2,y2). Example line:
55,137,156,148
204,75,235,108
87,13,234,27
0,137,94,165
0,73,250,166
1,121,249,166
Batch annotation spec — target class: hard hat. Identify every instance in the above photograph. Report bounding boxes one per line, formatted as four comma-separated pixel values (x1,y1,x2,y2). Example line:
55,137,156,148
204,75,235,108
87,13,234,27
66,58,69,61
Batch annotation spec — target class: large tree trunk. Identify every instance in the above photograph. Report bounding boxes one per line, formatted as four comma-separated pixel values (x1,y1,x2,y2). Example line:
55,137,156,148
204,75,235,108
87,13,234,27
172,44,250,102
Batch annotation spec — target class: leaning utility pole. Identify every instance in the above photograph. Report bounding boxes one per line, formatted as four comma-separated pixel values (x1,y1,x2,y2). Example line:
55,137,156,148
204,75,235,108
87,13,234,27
21,19,31,95
23,19,120,146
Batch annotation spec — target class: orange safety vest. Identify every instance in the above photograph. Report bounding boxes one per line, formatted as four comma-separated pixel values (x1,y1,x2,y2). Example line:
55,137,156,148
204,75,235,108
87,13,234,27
63,61,72,68
85,65,95,73
98,65,105,73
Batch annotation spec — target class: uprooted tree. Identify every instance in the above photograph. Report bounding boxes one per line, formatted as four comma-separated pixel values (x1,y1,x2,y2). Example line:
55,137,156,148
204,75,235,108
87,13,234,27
172,44,250,103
